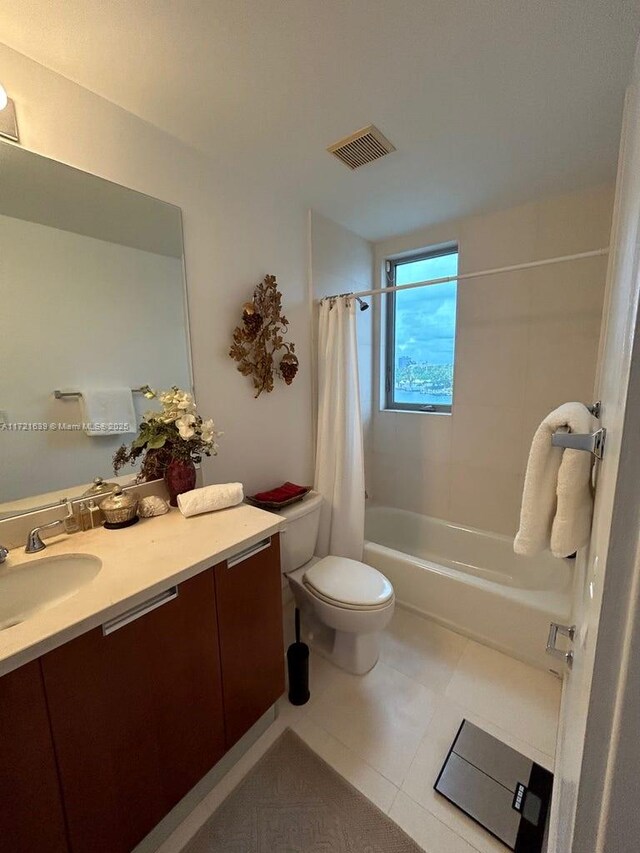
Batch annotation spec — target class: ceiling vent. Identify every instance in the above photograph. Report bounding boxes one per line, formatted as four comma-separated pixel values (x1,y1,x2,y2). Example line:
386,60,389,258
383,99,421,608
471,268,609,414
327,125,396,170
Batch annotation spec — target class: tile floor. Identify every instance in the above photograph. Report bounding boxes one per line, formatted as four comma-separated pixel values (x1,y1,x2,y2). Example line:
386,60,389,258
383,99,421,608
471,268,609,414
163,606,562,853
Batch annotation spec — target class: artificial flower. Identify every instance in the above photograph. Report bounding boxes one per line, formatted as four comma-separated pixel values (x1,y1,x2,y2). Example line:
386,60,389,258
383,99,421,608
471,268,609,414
176,414,196,439
113,386,221,478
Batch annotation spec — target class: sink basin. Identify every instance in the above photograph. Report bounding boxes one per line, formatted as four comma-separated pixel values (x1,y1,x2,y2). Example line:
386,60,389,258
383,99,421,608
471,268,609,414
0,553,102,630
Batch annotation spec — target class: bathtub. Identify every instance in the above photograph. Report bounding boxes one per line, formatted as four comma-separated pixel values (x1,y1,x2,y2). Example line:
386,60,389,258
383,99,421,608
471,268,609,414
363,506,572,671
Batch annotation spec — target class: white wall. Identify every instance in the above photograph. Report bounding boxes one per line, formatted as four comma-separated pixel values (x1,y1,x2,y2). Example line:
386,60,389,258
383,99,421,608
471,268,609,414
309,212,373,474
570,42,640,850
0,214,191,501
0,43,313,497
370,184,614,535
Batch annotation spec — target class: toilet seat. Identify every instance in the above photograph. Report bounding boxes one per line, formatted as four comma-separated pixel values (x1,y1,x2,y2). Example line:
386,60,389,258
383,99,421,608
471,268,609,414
303,556,394,610
304,584,395,612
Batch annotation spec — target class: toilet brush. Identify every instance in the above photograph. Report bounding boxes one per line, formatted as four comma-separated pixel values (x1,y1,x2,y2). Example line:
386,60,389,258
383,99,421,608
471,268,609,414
287,608,310,706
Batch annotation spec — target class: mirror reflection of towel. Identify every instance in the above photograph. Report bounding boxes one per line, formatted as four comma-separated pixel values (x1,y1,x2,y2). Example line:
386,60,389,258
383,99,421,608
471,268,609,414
79,389,136,436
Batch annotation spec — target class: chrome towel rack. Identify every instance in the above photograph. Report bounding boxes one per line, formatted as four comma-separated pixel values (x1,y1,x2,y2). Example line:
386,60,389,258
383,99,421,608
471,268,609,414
54,387,148,400
551,401,606,460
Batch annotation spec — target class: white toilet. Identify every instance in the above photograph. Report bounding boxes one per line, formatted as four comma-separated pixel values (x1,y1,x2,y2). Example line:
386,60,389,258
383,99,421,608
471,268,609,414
279,491,395,675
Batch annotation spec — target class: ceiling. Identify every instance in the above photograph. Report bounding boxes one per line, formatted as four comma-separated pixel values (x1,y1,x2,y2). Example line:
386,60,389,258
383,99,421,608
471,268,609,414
1,0,638,240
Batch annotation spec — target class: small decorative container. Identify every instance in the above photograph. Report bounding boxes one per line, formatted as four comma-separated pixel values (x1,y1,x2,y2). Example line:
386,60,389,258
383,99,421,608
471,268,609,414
101,486,139,529
165,459,197,507
82,476,117,499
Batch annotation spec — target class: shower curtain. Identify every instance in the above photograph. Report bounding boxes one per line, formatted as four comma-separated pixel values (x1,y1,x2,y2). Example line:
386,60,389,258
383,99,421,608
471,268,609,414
314,296,365,560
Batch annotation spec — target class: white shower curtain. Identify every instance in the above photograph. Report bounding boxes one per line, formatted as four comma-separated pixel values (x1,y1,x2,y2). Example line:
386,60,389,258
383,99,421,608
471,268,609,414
314,296,365,560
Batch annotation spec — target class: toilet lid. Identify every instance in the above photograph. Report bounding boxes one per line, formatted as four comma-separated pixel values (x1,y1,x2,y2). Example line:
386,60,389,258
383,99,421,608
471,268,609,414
303,556,394,607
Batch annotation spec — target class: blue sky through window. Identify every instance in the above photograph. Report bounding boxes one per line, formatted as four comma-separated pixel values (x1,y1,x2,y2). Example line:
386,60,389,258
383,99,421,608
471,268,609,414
392,250,457,406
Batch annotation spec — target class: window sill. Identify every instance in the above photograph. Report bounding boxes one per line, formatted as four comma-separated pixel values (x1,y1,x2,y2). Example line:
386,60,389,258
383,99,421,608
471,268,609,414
382,408,452,416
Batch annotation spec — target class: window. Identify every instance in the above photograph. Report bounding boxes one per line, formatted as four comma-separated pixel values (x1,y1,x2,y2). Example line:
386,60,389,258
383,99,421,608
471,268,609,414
385,245,458,412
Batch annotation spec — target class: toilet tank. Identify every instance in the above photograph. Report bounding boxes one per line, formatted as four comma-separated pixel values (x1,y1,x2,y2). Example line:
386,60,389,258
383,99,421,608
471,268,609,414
278,490,323,574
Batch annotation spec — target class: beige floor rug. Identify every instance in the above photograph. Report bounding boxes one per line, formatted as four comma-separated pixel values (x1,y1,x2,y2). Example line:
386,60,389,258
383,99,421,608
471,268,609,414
183,728,423,852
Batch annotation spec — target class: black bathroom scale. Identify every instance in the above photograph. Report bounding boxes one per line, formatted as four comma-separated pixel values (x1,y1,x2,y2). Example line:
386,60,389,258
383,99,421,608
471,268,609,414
434,720,553,852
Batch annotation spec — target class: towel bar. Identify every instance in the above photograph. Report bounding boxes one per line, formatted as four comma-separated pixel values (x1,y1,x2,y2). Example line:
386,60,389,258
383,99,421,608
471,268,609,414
54,387,147,400
552,427,606,459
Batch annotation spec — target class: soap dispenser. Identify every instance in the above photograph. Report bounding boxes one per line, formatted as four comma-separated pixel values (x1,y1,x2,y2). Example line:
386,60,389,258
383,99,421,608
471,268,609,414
78,502,91,532
87,499,104,529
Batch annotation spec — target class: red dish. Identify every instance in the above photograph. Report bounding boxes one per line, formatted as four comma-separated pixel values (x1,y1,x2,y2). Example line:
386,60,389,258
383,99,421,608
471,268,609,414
246,482,311,510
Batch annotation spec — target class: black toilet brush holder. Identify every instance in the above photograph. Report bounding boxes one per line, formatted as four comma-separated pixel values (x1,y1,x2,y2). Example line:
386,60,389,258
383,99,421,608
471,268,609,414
287,608,310,706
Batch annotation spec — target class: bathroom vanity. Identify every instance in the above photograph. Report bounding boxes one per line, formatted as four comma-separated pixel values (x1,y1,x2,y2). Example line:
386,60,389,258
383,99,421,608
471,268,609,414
0,505,285,853
0,125,289,853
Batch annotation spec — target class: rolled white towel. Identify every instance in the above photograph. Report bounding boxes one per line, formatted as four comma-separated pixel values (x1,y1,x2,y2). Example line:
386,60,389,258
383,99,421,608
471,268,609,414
177,483,244,517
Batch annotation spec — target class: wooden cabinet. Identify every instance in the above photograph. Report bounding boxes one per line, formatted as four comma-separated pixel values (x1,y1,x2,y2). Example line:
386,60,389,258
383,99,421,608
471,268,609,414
2,532,285,853
41,568,226,853
214,534,285,748
0,660,68,853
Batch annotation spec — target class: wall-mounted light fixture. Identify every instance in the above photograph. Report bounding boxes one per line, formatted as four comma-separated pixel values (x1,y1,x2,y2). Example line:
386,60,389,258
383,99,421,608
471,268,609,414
0,82,20,142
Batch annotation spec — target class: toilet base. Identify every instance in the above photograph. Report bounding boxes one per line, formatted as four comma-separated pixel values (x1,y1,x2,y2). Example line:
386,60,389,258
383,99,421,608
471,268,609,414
303,615,380,675
288,577,388,676
331,629,380,675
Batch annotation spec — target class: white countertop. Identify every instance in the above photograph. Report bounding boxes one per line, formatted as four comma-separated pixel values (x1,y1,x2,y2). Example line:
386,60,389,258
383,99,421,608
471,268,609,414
0,503,283,677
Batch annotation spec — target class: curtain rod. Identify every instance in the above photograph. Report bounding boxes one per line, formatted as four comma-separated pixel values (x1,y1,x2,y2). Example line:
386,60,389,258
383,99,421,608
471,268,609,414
318,247,609,302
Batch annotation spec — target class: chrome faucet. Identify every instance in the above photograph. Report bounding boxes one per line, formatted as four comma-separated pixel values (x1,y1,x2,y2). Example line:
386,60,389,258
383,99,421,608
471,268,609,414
25,499,74,554
0,545,8,564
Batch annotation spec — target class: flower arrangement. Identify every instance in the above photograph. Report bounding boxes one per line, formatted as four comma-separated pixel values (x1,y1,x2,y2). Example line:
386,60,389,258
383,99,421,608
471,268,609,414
113,386,221,482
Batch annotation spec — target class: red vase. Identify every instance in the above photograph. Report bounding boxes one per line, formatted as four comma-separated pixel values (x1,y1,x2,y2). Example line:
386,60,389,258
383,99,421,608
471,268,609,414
142,448,169,482
164,459,197,507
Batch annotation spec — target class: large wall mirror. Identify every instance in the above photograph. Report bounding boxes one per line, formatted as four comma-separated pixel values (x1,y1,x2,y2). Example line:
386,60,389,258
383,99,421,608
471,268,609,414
0,143,192,516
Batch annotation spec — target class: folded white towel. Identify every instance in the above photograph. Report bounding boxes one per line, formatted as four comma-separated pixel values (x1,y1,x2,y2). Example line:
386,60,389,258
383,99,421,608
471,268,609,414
514,402,594,559
177,483,244,517
80,388,136,437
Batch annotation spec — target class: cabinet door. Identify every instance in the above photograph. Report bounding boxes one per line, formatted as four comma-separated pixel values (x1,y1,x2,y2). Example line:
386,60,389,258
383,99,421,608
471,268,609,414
214,534,285,748
41,569,225,853
0,660,69,852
